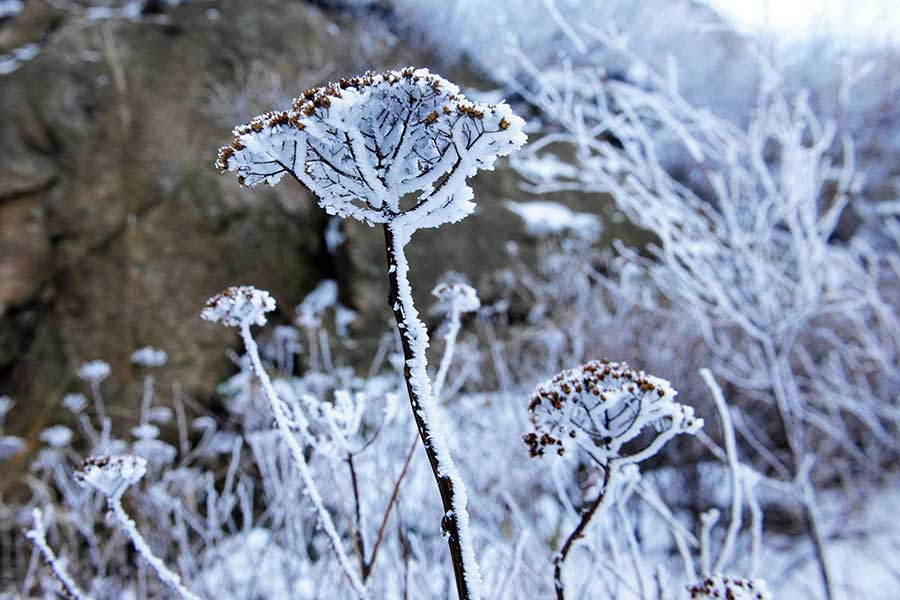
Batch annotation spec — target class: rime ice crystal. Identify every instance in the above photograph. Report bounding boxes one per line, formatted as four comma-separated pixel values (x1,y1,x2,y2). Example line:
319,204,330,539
524,359,702,463
74,455,147,499
202,286,276,328
217,67,526,229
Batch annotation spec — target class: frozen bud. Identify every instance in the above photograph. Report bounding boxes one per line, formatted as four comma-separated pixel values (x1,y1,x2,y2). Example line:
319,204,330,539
432,282,481,315
130,346,168,368
148,406,173,425
523,359,702,463
202,286,276,328
78,360,111,383
686,574,771,600
40,425,73,448
62,393,88,414
131,423,160,440
74,455,147,498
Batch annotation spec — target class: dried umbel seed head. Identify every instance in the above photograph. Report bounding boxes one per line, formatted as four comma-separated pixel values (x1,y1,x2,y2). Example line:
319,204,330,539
202,286,276,328
432,281,481,315
62,393,88,414
523,359,702,463
130,346,168,368
77,359,111,383
216,67,526,229
686,574,771,600
74,454,147,498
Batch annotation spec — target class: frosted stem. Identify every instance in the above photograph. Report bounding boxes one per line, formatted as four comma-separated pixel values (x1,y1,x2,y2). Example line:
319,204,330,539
24,508,94,600
107,496,200,600
432,311,461,402
552,465,617,600
239,323,367,598
383,223,483,600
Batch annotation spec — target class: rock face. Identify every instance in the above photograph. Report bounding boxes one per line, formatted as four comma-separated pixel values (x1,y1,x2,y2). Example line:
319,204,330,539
0,1,420,437
0,1,612,444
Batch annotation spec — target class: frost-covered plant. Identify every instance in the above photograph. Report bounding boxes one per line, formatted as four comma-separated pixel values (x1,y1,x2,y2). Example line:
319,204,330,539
216,67,526,600
202,285,368,597
523,359,702,599
74,455,200,600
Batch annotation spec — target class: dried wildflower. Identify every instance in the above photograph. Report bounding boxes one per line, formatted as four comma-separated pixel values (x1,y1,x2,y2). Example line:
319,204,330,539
524,359,702,463
0,435,25,461
130,346,168,368
74,454,147,499
77,360,111,383
686,574,771,600
201,286,276,328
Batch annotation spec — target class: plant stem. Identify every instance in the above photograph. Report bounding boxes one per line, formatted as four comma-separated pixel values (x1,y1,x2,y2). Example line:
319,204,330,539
553,465,616,600
383,223,482,600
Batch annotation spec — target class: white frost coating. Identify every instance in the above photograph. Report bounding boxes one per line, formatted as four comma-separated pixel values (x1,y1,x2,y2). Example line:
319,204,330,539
217,67,526,230
504,200,601,239
524,359,702,464
387,224,483,597
40,425,73,448
686,573,772,600
201,286,275,328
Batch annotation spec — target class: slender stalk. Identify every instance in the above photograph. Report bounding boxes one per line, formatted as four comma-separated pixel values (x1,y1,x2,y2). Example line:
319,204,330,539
108,497,201,600
553,465,616,600
383,224,482,600
239,324,367,598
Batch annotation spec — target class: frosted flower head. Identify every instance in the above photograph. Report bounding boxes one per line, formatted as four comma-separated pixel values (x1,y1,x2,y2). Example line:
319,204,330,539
202,286,276,328
432,282,481,315
217,67,527,229
74,454,147,498
77,360,110,383
132,439,176,469
40,425,73,448
62,393,88,414
686,574,771,600
523,359,702,463
130,346,168,368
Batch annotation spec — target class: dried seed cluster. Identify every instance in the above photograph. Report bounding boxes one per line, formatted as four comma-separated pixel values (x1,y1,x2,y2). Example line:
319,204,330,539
686,574,771,600
523,359,701,463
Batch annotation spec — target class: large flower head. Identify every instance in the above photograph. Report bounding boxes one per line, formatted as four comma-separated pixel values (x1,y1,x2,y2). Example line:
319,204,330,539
217,67,527,229
202,286,276,328
523,359,702,464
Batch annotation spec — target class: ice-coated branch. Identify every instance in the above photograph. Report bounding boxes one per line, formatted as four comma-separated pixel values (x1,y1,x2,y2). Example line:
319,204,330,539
202,286,367,598
24,508,94,600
